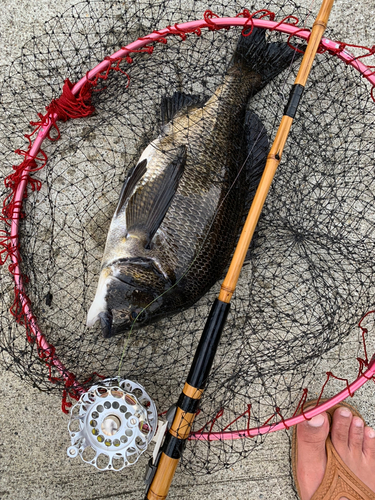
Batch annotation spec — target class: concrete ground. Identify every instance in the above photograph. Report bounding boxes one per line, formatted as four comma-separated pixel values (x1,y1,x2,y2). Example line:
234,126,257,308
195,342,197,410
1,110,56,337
0,1,374,499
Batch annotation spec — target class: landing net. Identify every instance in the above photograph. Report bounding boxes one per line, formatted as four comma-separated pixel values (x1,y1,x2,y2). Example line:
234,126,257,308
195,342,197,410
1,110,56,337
0,0,374,475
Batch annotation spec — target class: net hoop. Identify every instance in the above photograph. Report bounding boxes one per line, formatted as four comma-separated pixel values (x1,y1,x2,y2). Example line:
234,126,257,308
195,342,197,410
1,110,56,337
2,11,375,427
191,352,375,441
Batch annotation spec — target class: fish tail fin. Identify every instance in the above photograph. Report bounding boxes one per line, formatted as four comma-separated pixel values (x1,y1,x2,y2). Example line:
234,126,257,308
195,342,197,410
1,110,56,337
233,27,301,93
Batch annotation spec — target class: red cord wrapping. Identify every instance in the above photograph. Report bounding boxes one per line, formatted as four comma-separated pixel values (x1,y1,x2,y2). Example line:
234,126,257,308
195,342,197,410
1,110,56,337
1,78,96,412
191,306,375,436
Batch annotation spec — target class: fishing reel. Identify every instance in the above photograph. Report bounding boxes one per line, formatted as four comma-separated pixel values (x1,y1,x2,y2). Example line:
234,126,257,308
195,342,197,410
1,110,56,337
67,378,158,471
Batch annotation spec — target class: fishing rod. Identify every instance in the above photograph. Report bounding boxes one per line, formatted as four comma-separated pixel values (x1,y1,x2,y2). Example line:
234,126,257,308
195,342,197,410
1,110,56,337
144,0,336,498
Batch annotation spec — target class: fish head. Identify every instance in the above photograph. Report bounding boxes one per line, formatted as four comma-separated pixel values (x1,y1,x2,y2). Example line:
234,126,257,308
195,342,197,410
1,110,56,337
87,259,169,338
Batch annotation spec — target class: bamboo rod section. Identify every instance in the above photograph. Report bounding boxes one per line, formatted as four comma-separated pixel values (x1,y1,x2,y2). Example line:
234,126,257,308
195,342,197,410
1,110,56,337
219,0,335,303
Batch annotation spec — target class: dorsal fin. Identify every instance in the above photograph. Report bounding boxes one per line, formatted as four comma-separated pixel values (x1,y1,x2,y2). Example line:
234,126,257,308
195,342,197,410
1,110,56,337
160,92,206,125
126,146,186,244
115,158,147,216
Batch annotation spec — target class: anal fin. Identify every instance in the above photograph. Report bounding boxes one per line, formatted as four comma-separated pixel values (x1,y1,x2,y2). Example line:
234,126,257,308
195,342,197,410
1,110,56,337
244,110,269,196
242,111,270,264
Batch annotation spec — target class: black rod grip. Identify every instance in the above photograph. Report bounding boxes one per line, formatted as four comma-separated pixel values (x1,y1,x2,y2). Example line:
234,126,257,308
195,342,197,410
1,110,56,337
186,299,230,389
284,83,304,118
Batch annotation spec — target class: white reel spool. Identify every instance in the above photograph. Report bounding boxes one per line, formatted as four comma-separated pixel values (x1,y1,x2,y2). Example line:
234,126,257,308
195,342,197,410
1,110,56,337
67,378,157,471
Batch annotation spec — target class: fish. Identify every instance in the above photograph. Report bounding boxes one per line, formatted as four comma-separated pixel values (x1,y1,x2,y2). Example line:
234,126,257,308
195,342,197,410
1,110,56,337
87,28,299,338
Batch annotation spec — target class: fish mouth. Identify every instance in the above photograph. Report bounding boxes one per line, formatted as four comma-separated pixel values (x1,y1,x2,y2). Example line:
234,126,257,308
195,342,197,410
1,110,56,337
99,309,147,338
88,257,168,338
99,311,114,338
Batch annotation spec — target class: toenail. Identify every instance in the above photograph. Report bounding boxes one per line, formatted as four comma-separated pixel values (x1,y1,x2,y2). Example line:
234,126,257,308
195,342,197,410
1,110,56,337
354,417,363,427
307,414,325,427
368,429,375,438
339,408,351,417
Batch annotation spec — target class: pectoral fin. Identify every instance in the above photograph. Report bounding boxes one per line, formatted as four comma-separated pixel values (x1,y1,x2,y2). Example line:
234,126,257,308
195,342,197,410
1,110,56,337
115,158,148,216
126,146,186,243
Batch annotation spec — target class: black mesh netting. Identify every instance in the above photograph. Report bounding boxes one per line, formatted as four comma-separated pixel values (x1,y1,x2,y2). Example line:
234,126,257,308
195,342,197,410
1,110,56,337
0,0,375,475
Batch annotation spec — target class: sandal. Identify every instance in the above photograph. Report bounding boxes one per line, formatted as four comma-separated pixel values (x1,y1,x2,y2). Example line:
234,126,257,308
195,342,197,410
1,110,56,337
291,399,375,500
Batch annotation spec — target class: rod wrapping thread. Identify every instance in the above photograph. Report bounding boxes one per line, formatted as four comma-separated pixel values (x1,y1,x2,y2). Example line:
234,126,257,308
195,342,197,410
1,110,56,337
176,393,201,413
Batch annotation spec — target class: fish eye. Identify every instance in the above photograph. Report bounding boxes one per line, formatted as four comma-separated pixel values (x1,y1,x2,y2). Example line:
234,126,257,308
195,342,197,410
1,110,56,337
130,310,147,322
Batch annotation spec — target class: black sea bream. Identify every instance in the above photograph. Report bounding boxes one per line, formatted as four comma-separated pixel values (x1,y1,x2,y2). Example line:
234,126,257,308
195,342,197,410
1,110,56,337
87,29,298,337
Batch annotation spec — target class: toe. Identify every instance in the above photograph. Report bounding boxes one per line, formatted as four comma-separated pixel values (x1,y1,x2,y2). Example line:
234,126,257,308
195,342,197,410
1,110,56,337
331,407,352,449
329,409,375,495
348,416,364,454
296,413,329,500
297,413,329,446
363,426,375,459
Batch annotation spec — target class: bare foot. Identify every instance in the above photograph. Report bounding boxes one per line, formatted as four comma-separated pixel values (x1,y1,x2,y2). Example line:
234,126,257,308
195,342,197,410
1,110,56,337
296,406,375,500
